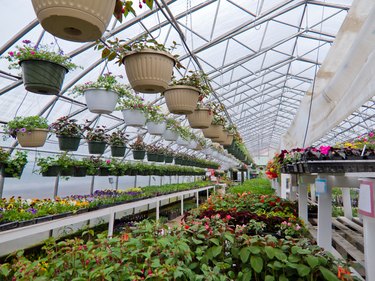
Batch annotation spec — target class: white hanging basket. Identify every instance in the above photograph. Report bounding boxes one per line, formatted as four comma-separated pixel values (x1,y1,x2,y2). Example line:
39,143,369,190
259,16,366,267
31,0,115,42
176,137,190,146
84,88,118,114
122,109,147,127
146,121,167,136
163,129,179,141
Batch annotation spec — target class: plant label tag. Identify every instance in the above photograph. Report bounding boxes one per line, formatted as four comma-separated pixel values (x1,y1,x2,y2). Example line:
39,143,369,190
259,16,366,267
315,178,327,195
358,180,375,217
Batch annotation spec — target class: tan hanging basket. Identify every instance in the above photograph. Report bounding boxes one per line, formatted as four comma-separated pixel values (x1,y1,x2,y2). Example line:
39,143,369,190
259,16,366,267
122,49,175,93
163,85,200,115
31,0,115,42
222,134,234,146
202,124,223,139
187,108,213,129
213,129,229,144
17,129,49,147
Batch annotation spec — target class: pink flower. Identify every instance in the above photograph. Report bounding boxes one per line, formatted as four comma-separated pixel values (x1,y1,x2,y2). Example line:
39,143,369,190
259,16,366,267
226,215,231,220
106,160,111,164
319,145,331,155
295,224,301,231
8,51,14,57
362,138,368,142
369,132,374,138
281,221,287,225
30,51,35,55
22,40,31,44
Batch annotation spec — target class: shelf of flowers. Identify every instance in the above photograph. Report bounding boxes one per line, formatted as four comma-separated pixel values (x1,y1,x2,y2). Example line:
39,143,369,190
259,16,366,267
0,181,217,235
0,188,358,280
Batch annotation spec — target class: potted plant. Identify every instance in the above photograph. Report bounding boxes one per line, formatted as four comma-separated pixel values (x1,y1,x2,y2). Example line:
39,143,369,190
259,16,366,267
163,71,210,114
164,149,175,163
99,37,180,93
146,144,159,162
163,118,179,141
72,74,131,114
108,129,128,157
84,125,109,154
72,159,87,177
202,114,226,139
36,153,74,177
130,136,146,160
146,106,166,136
2,151,28,178
4,40,79,94
4,116,49,147
187,102,216,129
117,96,148,127
50,116,83,151
31,0,145,42
176,126,191,146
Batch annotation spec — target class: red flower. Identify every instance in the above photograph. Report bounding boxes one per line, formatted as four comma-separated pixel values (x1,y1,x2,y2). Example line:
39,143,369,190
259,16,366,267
184,225,190,230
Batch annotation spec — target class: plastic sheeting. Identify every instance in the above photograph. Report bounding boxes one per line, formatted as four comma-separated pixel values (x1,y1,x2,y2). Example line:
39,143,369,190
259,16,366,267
282,0,375,149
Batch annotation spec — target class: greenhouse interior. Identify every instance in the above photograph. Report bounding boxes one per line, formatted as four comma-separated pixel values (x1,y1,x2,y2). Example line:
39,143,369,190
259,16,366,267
1,0,375,280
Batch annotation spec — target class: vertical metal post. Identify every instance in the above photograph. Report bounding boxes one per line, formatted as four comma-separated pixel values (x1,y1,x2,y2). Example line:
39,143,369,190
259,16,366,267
160,176,163,186
0,175,5,198
169,176,172,184
364,216,375,281
134,175,137,187
156,200,160,221
196,191,199,207
148,175,151,186
181,195,184,216
207,188,209,200
90,176,95,195
342,188,353,219
53,174,60,198
177,175,179,184
108,212,115,238
317,180,332,251
115,176,119,190
298,183,308,223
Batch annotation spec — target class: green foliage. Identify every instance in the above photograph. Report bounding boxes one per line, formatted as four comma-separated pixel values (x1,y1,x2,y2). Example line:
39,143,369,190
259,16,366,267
50,116,83,137
170,70,211,99
229,178,274,195
2,151,28,178
5,116,49,138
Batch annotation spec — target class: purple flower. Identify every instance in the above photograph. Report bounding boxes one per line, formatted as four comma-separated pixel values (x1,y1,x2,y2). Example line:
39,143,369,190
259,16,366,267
20,128,27,133
22,40,31,44
27,208,37,215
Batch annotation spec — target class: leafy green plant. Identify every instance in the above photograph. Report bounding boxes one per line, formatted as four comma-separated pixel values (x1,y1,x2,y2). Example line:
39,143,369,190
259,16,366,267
130,135,146,151
116,95,152,114
4,116,49,139
3,40,79,70
170,70,211,100
84,125,109,143
2,151,28,178
108,129,128,146
50,116,83,137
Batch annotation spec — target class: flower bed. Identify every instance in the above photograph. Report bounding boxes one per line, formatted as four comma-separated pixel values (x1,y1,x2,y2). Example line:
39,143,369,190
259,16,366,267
228,178,274,195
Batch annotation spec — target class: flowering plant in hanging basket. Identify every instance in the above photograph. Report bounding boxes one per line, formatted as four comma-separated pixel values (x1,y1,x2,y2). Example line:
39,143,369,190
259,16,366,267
130,136,146,151
97,37,182,93
4,116,49,147
50,116,83,151
3,40,79,94
108,129,128,147
84,125,109,143
1,151,28,178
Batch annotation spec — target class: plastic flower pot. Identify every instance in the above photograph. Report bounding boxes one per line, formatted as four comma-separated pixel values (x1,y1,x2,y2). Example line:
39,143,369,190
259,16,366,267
156,154,165,162
187,108,213,129
122,109,147,127
176,137,190,146
165,156,174,163
163,129,179,141
2,164,25,178
163,85,200,114
73,166,87,177
31,0,116,42
87,141,106,154
202,124,222,139
122,49,175,93
20,59,68,94
213,129,228,144
111,146,126,157
97,167,110,176
0,221,19,232
147,153,158,162
84,88,118,114
222,134,234,146
133,150,146,160
60,166,75,177
57,136,81,151
16,129,49,148
41,165,60,177
146,121,167,136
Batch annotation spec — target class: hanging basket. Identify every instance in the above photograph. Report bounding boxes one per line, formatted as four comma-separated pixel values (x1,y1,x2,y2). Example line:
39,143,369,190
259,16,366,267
156,154,165,162
163,85,200,114
222,134,234,146
202,124,222,139
163,129,179,141
146,121,167,136
147,153,158,162
122,109,147,127
165,156,174,163
111,146,126,157
213,129,228,144
122,49,175,93
17,129,49,148
20,60,68,95
31,0,116,42
60,166,75,177
84,88,118,114
176,137,190,146
133,150,146,160
98,167,110,176
87,141,106,154
57,136,81,151
2,163,25,178
187,108,213,129
41,165,60,177
73,166,87,177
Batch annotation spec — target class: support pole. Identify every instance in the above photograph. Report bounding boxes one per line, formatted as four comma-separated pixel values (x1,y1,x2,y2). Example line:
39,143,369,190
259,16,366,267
342,188,353,220
298,183,308,224
108,212,115,238
134,175,137,188
169,175,172,184
53,174,60,198
0,174,5,198
90,176,95,195
148,175,151,186
310,183,316,202
181,195,184,216
363,216,375,281
196,191,199,208
207,188,209,200
156,200,159,221
115,176,119,190
160,176,163,186
317,179,332,251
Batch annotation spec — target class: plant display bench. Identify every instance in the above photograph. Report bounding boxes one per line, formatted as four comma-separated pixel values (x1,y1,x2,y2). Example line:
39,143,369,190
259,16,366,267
0,185,219,257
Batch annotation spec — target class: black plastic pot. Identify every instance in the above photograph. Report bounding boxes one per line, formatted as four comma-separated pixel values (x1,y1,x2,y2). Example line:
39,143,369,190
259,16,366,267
20,59,68,95
57,136,81,151
156,154,165,162
60,166,75,177
2,163,25,178
36,215,54,224
133,150,146,160
0,221,19,232
147,153,158,162
98,167,110,176
165,156,174,163
111,146,126,157
88,141,106,154
73,166,87,177
18,219,36,227
42,165,60,177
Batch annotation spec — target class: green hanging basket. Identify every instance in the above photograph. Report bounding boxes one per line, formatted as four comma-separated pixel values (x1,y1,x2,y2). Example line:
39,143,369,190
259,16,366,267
60,166,74,177
165,156,174,163
111,146,126,157
156,154,165,162
147,153,158,162
20,59,68,95
42,165,60,177
133,150,146,160
88,141,106,154
57,136,81,151
73,166,87,177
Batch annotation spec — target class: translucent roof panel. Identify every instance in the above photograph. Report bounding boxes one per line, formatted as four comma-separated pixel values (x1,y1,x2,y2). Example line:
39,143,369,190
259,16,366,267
0,0,353,161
